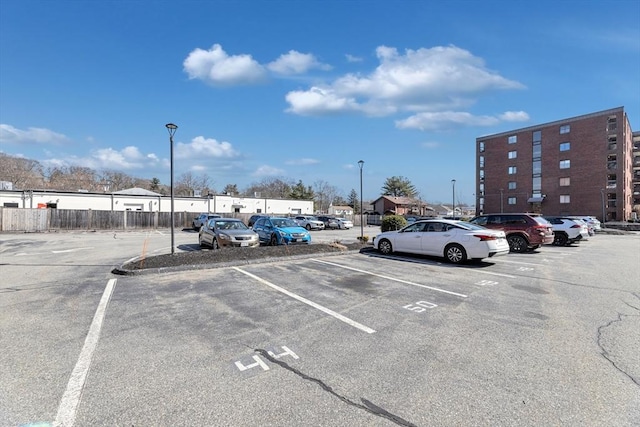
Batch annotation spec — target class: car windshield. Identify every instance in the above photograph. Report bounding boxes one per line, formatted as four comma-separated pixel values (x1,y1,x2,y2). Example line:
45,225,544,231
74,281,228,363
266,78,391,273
272,218,299,228
534,216,551,225
215,220,248,230
455,222,487,231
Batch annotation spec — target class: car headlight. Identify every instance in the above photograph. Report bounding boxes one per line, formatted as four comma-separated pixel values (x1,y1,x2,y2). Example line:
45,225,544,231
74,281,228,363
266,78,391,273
218,233,231,241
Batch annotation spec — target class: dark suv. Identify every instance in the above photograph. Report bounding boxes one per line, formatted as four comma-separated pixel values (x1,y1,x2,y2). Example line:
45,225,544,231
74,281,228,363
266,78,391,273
468,213,554,252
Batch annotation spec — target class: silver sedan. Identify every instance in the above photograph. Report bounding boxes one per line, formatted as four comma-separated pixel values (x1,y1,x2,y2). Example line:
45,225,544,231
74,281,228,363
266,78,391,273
199,218,260,249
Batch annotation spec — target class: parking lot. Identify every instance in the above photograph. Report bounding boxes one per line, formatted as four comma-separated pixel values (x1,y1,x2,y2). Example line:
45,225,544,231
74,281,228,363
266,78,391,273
1,228,639,426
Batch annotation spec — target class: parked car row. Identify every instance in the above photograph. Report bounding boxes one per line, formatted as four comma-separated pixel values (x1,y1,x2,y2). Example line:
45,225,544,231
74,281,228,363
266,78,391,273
199,216,311,249
372,213,597,264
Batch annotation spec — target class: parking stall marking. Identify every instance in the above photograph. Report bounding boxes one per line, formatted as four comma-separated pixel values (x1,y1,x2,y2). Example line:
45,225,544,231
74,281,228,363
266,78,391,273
54,278,117,427
311,259,468,298
232,267,376,334
361,251,518,279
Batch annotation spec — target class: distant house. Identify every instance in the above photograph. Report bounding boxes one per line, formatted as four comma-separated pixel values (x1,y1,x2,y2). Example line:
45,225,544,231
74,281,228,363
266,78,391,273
328,204,354,216
371,196,435,216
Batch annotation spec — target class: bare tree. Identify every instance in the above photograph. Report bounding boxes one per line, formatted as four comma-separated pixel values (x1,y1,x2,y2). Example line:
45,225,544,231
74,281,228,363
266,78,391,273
175,172,213,196
0,153,45,189
100,170,136,192
313,180,341,213
244,177,294,199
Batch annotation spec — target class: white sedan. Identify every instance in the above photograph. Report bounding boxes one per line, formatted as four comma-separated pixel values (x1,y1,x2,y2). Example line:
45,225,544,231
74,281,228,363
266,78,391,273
372,220,510,263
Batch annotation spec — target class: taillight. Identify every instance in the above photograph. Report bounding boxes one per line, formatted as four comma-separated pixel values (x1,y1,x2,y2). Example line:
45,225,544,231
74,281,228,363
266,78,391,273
476,234,497,241
570,224,580,228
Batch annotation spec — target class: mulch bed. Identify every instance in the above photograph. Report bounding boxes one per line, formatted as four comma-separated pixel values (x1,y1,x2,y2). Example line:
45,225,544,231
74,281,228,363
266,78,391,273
115,242,369,273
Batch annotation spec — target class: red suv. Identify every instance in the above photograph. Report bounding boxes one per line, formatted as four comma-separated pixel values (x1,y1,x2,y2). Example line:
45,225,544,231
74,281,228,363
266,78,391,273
468,213,554,253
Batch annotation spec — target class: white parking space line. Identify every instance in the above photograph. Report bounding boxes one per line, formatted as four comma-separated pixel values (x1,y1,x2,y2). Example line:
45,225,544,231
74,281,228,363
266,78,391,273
233,267,376,334
55,278,117,427
51,247,95,254
492,259,544,266
311,259,468,298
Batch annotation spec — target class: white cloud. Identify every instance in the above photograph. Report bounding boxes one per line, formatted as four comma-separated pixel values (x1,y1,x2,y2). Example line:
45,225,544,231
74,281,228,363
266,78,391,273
285,158,319,166
0,124,70,144
345,54,363,63
174,136,239,160
396,111,501,131
183,44,267,86
252,165,285,177
285,44,525,117
268,50,331,75
498,111,530,122
41,145,161,171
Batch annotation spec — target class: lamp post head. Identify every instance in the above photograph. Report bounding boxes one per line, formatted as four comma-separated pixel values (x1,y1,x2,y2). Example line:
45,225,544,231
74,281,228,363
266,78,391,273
165,123,178,137
451,179,456,184
358,160,364,170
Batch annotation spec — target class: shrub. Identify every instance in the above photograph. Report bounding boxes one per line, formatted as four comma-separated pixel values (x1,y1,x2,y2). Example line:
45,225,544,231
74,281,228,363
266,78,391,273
381,215,407,232
357,235,369,243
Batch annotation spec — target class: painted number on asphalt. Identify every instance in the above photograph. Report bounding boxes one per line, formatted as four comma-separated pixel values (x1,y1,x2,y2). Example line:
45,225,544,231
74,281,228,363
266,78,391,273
403,300,438,313
235,346,299,372
476,280,499,286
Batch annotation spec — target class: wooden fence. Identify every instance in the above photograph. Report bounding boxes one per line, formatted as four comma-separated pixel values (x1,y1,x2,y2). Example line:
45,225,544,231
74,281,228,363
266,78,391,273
0,208,373,232
0,208,240,232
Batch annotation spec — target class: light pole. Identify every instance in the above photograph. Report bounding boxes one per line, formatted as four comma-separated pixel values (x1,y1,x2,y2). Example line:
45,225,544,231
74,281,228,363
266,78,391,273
358,160,364,241
600,188,606,224
500,188,504,213
451,179,456,219
166,123,178,254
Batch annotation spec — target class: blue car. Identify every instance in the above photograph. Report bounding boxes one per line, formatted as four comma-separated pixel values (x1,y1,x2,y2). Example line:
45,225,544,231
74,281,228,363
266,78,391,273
252,217,311,245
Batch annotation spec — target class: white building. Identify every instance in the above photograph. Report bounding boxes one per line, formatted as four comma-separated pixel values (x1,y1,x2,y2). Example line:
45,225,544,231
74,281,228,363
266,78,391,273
0,188,314,215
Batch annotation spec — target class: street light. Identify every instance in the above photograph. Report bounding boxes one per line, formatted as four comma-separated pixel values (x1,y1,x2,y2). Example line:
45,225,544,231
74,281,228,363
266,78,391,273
166,123,178,254
451,179,456,219
358,160,364,241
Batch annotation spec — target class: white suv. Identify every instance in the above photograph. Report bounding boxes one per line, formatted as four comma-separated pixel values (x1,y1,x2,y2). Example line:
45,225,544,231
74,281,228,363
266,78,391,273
294,215,325,230
544,216,590,246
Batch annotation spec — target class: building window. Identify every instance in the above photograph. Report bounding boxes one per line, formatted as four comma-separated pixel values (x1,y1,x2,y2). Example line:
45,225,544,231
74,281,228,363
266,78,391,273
532,177,541,191
559,177,570,186
479,156,484,167
532,130,541,142
479,183,485,193
560,124,570,134
479,142,485,152
479,169,485,180
532,143,541,159
559,160,570,169
508,181,516,190
560,142,570,151
508,197,516,205
508,166,517,174
560,195,570,204
533,160,541,174
607,116,617,133
508,135,517,144
508,150,517,159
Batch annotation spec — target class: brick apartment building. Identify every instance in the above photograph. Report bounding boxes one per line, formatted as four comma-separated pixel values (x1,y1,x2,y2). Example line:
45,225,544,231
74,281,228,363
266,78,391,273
476,107,637,222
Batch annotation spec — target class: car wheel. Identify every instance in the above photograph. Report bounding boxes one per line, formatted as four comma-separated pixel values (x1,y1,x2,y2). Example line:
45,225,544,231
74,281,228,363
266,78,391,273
554,232,568,246
445,243,467,264
269,234,279,246
377,239,393,255
305,224,311,230
507,235,528,253
212,238,219,250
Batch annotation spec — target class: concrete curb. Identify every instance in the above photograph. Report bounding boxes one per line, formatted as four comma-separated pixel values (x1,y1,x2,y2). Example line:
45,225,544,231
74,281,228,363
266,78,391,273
112,247,376,276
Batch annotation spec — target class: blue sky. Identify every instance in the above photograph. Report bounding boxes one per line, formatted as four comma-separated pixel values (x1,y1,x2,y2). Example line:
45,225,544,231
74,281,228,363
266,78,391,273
1,0,639,204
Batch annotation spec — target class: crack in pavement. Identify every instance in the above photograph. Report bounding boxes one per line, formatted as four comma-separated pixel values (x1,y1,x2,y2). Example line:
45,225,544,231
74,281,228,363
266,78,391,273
596,295,640,387
255,348,418,427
